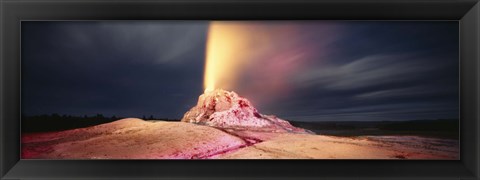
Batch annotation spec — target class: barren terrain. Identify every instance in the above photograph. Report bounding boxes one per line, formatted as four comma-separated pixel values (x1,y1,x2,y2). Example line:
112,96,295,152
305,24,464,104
22,118,458,159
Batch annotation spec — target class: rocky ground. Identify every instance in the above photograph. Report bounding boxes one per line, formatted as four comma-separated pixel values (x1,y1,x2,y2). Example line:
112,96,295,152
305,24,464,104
22,118,458,159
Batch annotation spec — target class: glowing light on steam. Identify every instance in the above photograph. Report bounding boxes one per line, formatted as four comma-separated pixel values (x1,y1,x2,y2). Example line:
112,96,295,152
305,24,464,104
204,22,258,92
203,21,337,105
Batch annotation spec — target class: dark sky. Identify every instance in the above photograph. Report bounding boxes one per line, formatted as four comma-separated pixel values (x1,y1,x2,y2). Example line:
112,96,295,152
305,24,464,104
21,21,459,121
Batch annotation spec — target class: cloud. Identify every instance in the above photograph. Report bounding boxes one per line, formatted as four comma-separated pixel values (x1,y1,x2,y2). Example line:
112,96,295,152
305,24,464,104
62,21,208,65
293,54,444,90
354,84,456,99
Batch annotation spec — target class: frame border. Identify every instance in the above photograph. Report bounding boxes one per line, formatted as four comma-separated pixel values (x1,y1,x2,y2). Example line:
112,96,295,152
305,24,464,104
1,0,479,179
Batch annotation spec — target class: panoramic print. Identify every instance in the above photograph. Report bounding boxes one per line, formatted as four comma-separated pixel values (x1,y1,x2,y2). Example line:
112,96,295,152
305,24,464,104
21,21,459,159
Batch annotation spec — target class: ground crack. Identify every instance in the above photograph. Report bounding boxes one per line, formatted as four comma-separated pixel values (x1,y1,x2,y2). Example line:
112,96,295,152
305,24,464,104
191,126,264,159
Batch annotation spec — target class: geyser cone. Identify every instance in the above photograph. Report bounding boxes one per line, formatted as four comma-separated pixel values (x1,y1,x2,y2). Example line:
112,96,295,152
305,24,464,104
182,89,313,134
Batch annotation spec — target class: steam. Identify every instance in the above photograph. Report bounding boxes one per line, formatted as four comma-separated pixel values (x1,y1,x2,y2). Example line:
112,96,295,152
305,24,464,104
203,21,339,106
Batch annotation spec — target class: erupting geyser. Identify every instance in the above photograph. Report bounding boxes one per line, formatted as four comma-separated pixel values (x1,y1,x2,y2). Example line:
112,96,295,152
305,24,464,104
183,22,312,134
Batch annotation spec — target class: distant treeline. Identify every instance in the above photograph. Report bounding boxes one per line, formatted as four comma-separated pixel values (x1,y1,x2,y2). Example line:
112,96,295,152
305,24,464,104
22,114,180,133
290,119,459,139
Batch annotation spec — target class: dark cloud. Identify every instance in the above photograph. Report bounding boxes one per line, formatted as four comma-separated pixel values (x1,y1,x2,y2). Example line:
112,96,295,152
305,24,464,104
258,22,459,121
22,21,208,118
22,21,459,121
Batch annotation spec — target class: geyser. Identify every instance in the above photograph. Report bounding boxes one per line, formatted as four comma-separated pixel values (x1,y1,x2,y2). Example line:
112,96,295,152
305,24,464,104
182,89,312,134
194,22,312,133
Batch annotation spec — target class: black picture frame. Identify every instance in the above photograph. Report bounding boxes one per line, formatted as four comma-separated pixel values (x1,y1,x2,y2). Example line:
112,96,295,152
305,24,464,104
1,0,479,179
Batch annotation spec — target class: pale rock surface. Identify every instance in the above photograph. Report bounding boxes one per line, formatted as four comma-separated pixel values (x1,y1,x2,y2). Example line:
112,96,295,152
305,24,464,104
22,118,247,159
22,119,459,159
218,133,458,159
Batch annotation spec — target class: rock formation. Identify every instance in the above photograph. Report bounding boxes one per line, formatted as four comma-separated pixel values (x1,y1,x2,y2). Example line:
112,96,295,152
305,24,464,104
181,89,313,134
